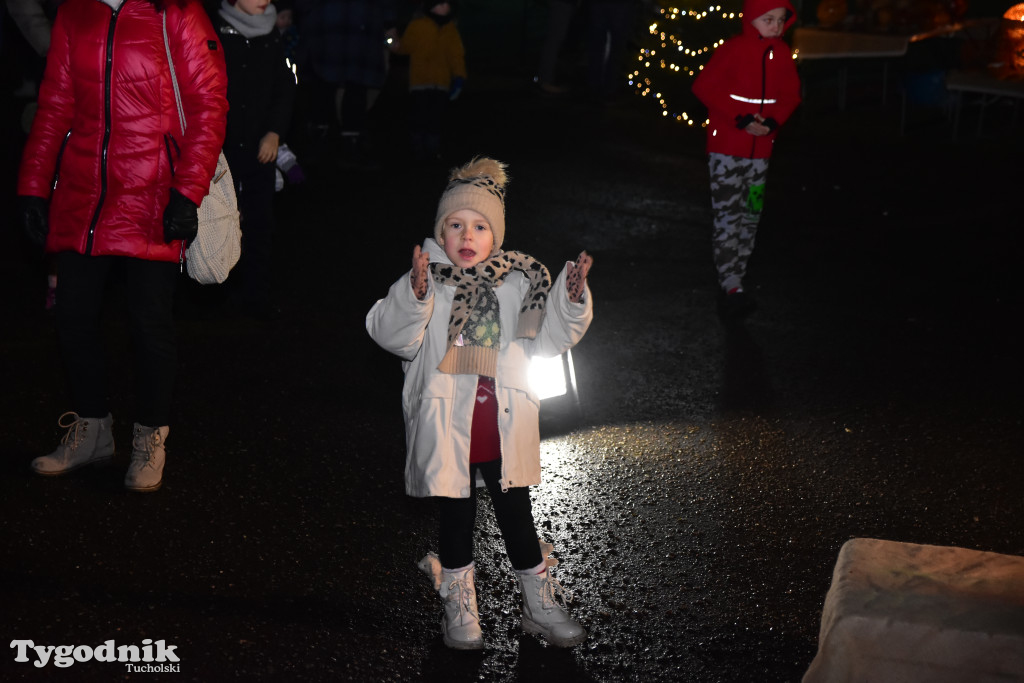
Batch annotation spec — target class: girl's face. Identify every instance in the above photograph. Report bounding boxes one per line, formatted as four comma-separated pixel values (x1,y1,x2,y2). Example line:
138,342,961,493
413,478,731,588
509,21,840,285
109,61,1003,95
752,8,787,38
431,2,451,16
235,0,270,15
439,209,494,268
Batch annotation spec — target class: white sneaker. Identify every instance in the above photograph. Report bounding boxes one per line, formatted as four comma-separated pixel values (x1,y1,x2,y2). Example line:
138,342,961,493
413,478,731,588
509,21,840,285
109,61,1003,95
32,412,115,475
124,424,168,492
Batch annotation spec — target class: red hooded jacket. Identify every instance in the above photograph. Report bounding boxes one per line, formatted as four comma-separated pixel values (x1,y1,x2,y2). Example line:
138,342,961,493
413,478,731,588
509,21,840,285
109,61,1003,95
692,0,801,159
17,0,228,263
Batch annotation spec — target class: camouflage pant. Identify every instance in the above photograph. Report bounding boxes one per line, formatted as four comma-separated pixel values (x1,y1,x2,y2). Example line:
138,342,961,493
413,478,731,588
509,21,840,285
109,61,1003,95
708,153,770,292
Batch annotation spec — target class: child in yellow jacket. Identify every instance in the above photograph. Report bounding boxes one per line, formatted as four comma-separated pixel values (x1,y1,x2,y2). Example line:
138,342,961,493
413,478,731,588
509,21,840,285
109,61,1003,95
392,1,467,161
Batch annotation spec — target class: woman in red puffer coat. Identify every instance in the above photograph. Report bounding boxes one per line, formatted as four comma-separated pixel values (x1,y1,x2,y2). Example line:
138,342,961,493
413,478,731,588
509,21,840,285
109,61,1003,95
16,0,228,493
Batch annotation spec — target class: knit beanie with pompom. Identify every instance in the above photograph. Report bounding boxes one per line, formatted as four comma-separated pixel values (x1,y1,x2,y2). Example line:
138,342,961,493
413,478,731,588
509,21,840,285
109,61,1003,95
433,157,507,255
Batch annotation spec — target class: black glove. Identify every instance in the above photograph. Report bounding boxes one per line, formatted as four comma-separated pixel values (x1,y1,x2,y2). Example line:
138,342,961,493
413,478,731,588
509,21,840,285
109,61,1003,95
163,188,199,243
761,117,779,133
735,113,756,129
20,195,49,249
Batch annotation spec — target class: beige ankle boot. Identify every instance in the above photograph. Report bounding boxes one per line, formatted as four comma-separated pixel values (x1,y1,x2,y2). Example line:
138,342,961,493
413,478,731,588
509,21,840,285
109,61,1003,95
418,552,484,650
517,541,587,647
124,423,168,492
32,412,115,475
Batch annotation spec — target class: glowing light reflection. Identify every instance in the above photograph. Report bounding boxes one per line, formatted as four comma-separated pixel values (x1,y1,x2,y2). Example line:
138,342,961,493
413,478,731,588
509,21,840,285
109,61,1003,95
529,354,573,400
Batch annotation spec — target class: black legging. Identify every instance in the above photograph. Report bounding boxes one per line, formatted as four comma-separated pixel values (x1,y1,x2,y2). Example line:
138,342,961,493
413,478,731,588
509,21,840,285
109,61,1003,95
437,459,544,571
55,252,178,427
226,161,277,309
409,89,448,156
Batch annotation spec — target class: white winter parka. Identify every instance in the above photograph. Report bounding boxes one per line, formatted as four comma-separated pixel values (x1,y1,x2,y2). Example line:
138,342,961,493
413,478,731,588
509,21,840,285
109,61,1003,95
366,238,593,498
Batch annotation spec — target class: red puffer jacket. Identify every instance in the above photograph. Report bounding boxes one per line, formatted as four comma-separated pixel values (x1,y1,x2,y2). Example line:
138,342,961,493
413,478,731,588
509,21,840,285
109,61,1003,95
692,0,801,159
17,0,228,262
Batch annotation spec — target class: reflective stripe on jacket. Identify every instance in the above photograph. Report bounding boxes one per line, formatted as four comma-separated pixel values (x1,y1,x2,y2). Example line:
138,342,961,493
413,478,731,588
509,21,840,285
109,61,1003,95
691,0,801,159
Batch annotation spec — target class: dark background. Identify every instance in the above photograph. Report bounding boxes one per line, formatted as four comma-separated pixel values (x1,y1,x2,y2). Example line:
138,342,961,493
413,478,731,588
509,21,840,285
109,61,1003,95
2,2,1022,681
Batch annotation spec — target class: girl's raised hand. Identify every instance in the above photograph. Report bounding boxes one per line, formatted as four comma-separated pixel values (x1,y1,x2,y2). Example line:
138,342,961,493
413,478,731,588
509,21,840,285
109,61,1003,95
567,250,592,303
411,245,430,300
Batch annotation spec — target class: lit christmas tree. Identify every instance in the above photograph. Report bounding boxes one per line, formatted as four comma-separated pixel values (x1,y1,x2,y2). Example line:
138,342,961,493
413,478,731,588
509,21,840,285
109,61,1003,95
630,2,745,126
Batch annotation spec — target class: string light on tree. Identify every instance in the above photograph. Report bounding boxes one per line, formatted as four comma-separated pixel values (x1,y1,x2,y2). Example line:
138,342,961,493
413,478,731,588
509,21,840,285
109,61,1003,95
629,4,742,126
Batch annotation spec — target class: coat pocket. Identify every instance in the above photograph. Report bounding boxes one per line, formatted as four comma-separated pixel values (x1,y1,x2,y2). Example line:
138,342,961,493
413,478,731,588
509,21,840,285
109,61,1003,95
420,373,456,399
405,372,460,490
51,129,72,191
403,372,456,440
163,133,181,178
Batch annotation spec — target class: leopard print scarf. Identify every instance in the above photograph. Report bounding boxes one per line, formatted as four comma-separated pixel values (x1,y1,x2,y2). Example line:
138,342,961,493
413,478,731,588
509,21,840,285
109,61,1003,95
430,251,551,377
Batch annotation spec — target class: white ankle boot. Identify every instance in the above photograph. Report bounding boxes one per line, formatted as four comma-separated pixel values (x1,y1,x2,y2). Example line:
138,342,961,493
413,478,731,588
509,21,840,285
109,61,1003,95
124,424,169,492
418,552,484,650
518,541,587,647
32,412,115,475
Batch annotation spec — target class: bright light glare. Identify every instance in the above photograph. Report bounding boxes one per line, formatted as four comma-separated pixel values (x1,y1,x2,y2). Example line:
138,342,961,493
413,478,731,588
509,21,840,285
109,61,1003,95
529,354,568,400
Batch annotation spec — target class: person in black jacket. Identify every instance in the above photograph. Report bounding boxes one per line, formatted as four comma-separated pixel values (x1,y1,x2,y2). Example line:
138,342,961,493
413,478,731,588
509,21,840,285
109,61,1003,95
214,0,296,317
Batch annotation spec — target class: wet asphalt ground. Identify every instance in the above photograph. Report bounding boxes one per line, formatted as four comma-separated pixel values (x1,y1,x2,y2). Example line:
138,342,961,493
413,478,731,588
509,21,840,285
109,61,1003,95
2,37,1023,682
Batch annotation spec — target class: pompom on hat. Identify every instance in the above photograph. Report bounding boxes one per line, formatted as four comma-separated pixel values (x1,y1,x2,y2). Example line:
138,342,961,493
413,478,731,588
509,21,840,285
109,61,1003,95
433,157,508,255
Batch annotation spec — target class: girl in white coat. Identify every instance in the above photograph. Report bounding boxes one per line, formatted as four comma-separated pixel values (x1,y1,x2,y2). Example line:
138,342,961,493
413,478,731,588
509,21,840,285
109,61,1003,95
366,157,593,649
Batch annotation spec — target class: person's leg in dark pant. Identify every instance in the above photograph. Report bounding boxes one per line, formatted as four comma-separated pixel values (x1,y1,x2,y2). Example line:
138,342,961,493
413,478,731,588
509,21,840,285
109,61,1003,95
54,252,113,417
422,89,449,160
308,74,339,132
409,90,430,160
432,484,485,649
476,460,544,571
231,165,278,315
587,1,635,100
340,82,368,136
340,82,370,163
438,487,477,569
538,0,577,88
121,257,179,427
409,89,448,161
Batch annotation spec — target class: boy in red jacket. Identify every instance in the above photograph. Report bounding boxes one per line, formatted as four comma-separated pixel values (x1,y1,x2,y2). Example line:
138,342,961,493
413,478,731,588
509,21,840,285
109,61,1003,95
692,0,801,317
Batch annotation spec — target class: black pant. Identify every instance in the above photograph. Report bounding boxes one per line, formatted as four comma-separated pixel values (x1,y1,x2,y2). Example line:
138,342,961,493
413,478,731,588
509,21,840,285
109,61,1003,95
437,460,544,571
306,73,340,130
587,1,636,98
340,82,369,136
55,252,179,427
409,89,448,158
227,162,277,310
